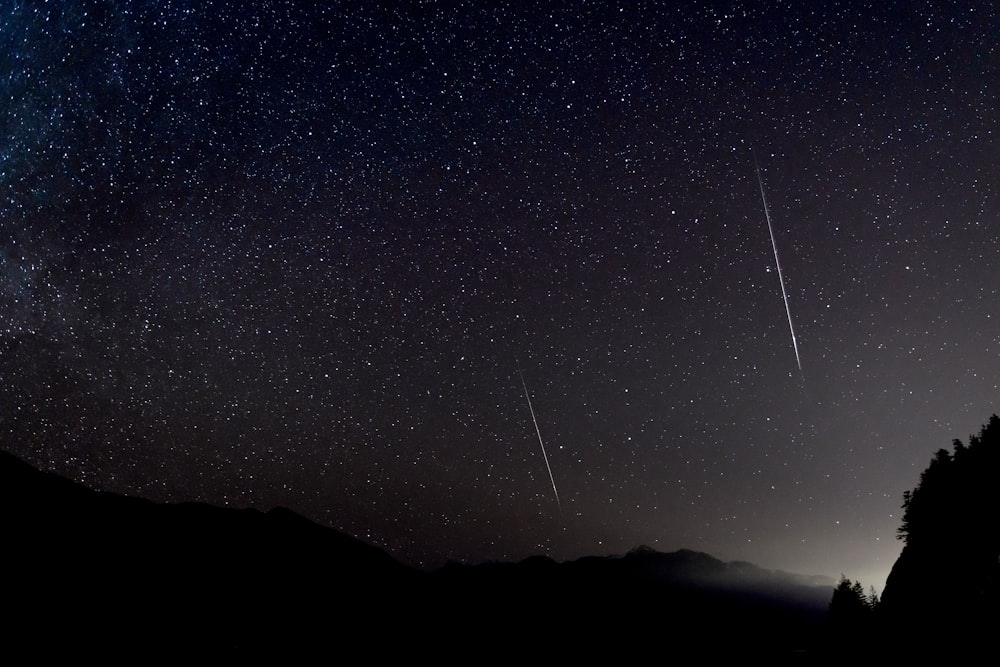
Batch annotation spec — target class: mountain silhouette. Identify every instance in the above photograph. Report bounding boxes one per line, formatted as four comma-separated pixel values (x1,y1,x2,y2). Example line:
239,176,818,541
431,544,834,658
2,449,833,659
1,448,414,659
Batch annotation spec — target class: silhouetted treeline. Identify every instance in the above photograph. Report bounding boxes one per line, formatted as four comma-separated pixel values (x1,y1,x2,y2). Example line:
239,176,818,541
824,575,879,653
871,414,1000,654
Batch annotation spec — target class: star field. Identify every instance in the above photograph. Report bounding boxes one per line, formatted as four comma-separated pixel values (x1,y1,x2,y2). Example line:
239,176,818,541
3,0,999,587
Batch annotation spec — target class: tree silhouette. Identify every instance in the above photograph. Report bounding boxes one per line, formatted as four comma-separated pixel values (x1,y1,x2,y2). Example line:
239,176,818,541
895,415,1000,562
824,575,878,653
866,585,879,609
828,576,876,623
880,414,1000,640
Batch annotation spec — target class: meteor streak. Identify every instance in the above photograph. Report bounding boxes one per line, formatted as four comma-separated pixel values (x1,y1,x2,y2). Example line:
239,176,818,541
753,154,802,374
517,367,562,513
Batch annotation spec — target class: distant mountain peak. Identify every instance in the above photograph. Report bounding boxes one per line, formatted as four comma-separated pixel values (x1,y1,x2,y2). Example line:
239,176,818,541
1,447,837,658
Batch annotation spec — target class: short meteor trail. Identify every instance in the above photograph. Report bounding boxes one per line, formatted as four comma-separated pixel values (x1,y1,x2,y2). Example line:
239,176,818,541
753,154,802,374
517,367,562,513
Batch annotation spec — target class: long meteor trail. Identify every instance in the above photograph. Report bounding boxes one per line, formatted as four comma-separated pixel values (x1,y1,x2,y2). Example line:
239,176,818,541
517,367,562,513
753,155,802,374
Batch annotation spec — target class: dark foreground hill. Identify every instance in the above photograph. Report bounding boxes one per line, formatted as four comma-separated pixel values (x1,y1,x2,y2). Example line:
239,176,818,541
878,415,1000,644
1,449,833,659
0,448,416,659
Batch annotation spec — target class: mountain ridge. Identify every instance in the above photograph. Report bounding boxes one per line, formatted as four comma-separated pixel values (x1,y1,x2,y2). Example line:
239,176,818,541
1,448,834,658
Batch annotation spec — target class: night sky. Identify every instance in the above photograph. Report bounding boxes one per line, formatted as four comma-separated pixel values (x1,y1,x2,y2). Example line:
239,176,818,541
3,0,999,589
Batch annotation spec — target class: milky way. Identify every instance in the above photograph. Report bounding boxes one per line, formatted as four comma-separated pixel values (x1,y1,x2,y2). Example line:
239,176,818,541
3,1,999,588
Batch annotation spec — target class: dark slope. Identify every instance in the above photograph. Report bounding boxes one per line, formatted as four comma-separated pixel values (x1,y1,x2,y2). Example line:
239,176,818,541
1,449,416,658
878,416,1000,645
2,449,833,659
